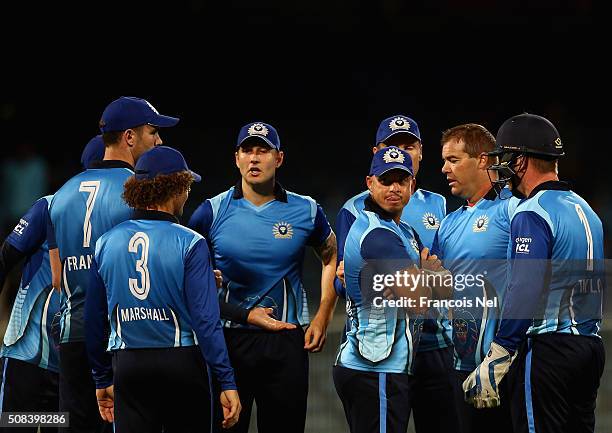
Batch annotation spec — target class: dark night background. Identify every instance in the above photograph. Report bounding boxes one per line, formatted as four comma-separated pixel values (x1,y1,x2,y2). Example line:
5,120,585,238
1,2,611,431
1,1,608,239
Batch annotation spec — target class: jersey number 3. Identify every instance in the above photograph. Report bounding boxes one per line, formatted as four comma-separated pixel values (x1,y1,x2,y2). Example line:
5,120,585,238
129,232,151,300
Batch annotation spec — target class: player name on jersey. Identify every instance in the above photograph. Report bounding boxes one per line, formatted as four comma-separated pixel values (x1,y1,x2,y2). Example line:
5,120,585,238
65,254,93,271
120,307,171,323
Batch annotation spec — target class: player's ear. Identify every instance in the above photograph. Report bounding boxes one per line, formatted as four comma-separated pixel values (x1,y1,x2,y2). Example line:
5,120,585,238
275,150,284,168
366,175,374,192
477,152,489,169
235,151,240,169
372,146,379,155
124,129,135,147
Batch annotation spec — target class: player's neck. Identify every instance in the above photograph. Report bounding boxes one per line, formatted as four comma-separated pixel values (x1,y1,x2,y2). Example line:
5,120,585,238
241,178,276,207
467,181,493,206
520,172,559,198
145,200,176,216
103,146,135,168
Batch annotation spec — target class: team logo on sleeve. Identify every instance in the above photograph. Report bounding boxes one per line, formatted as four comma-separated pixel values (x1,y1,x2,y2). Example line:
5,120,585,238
515,236,532,254
422,212,440,230
13,218,29,236
389,116,411,131
248,123,269,137
472,215,489,232
273,221,293,239
383,148,405,164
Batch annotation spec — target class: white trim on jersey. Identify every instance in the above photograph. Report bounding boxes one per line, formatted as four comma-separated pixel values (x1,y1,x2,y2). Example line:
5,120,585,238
475,284,489,366
170,309,180,347
62,264,72,339
39,289,54,369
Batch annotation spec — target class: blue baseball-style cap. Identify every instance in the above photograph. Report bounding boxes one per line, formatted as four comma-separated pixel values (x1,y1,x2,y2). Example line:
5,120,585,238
236,122,281,150
99,96,179,133
370,146,413,177
135,146,201,182
376,115,421,145
81,135,105,169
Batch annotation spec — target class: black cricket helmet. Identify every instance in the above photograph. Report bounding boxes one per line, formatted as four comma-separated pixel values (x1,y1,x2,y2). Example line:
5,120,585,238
487,113,564,195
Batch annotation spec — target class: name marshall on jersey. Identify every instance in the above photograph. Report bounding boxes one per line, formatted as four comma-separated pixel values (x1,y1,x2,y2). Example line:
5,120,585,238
120,307,170,322
65,254,93,271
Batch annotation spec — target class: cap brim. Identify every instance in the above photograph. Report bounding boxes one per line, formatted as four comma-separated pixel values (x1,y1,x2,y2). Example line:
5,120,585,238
190,170,202,182
148,114,180,128
378,130,421,145
237,135,278,150
375,165,413,177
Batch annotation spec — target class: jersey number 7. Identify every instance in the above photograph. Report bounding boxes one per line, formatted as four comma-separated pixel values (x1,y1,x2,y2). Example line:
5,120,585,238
79,181,101,248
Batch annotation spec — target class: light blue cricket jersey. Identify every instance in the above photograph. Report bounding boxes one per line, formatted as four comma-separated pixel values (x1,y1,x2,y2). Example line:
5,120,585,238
336,196,424,374
494,182,604,350
48,161,133,343
188,182,332,328
94,218,200,349
1,196,60,372
87,210,235,391
432,188,520,372
336,188,450,351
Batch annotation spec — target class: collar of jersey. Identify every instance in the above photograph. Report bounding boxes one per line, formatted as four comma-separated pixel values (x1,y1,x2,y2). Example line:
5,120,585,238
463,187,500,211
131,209,179,223
528,180,571,199
364,194,395,221
89,160,134,170
232,180,288,203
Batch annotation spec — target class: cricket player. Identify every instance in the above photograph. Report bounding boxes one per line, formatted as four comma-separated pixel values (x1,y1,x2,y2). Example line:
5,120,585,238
432,124,519,433
85,146,240,432
463,113,605,433
334,146,448,433
48,96,178,432
335,115,453,432
0,135,105,433
188,121,337,433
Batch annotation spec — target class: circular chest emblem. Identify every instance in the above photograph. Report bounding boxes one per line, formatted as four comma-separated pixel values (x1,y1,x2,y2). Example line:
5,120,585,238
422,212,440,230
273,221,293,239
472,215,489,232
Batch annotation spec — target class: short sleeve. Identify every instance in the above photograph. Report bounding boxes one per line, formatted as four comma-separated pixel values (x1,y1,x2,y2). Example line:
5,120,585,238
306,204,332,247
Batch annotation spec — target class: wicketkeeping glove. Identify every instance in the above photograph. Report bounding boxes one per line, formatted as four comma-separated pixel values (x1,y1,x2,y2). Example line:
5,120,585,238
462,341,517,409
